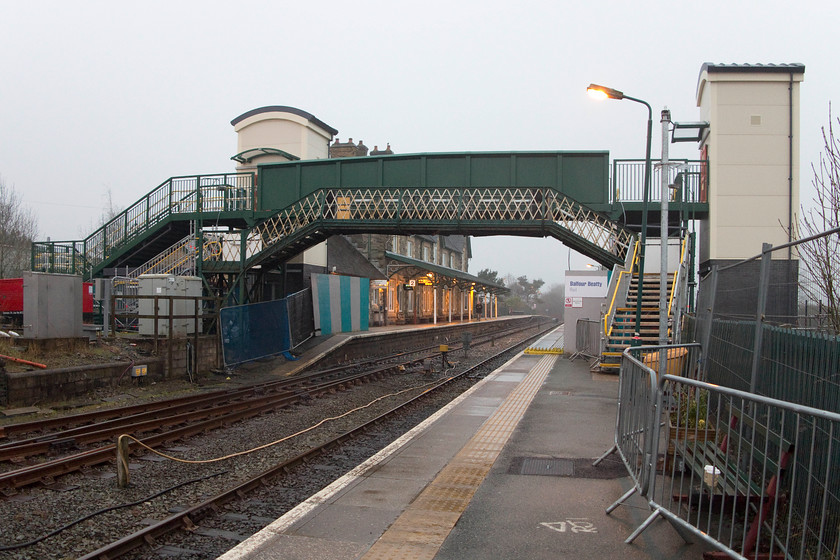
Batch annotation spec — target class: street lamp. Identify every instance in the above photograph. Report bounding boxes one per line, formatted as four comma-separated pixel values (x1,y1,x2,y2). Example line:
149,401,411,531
587,83,652,346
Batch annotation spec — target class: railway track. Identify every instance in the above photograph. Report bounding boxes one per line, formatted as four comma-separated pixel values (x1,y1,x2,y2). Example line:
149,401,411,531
79,330,544,560
0,321,554,559
0,320,551,492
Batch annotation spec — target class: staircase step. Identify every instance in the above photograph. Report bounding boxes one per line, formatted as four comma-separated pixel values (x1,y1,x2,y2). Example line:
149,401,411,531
603,270,677,360
608,337,660,343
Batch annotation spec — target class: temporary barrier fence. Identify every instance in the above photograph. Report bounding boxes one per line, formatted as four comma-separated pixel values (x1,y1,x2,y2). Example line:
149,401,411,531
595,343,701,509
220,288,313,367
286,288,315,350
310,273,369,336
592,347,655,501
570,318,601,361
605,344,840,560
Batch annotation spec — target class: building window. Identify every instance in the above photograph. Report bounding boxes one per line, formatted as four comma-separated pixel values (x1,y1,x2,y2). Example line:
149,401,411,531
406,239,413,258
448,252,454,268
392,235,399,254
433,242,438,264
388,286,395,311
423,245,430,262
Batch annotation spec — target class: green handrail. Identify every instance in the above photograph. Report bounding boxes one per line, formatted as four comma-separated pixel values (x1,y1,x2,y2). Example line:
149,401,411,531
32,172,254,277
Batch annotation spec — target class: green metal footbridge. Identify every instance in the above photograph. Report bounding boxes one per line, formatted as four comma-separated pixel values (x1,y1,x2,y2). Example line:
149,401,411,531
31,151,707,301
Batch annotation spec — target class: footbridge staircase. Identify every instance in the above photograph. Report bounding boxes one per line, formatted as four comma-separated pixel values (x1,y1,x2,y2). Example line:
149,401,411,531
598,236,692,372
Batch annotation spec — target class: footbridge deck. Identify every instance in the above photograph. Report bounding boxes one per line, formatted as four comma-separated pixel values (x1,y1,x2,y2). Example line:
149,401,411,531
30,151,705,291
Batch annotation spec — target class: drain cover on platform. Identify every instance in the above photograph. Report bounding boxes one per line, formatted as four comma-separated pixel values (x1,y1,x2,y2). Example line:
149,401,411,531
516,458,575,476
510,455,628,479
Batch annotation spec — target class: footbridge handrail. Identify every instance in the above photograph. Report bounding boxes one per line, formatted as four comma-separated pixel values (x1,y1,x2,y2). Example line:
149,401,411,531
603,240,640,338
667,236,687,318
612,159,708,203
666,236,691,340
127,233,224,279
31,182,634,281
31,172,254,277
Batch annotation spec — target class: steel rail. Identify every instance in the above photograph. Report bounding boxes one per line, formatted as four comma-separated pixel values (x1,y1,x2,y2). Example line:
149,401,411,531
0,386,296,459
0,350,412,448
0,375,316,440
0,389,299,462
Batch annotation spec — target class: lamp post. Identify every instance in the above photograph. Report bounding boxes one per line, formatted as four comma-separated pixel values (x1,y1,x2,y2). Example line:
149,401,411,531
587,83,652,346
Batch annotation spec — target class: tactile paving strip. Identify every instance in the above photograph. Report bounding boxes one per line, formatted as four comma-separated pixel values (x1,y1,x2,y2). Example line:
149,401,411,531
361,354,557,560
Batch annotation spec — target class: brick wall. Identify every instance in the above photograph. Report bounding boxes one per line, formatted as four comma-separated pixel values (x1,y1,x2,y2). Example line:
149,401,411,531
329,138,368,158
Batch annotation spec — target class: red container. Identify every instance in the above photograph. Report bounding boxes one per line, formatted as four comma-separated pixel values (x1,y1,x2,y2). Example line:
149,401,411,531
0,278,23,314
0,278,94,314
83,282,94,314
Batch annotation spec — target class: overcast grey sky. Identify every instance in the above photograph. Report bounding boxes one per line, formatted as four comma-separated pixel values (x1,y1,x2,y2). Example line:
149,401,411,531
1,1,837,286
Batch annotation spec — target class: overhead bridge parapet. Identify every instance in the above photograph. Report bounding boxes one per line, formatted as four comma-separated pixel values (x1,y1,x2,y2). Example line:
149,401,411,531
30,151,636,281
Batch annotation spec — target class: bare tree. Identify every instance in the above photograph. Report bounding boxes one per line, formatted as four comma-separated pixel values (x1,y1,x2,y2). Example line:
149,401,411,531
796,106,840,333
99,186,122,224
0,177,38,278
541,283,566,321
78,186,124,237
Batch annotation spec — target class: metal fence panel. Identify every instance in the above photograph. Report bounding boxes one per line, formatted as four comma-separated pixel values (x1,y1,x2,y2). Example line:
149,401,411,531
220,298,292,367
605,231,840,557
645,374,840,560
692,230,840,415
604,347,840,559
595,345,681,502
286,288,314,349
572,318,601,360
758,325,840,410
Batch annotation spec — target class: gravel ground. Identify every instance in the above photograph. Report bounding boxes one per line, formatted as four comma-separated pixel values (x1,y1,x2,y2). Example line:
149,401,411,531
0,331,537,560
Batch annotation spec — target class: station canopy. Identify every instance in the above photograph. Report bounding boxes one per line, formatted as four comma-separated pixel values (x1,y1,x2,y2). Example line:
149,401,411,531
384,251,508,295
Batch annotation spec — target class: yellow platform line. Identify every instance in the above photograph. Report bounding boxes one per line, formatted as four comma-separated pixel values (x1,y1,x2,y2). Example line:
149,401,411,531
524,346,564,355
361,354,557,560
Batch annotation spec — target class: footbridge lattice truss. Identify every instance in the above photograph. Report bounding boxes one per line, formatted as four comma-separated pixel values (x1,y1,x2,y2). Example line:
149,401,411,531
245,186,635,270
31,151,636,285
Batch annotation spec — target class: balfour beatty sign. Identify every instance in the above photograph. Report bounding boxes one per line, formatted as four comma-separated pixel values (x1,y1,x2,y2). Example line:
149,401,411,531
565,273,609,298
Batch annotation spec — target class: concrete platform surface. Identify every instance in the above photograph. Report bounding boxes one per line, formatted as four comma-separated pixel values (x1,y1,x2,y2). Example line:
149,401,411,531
218,325,711,560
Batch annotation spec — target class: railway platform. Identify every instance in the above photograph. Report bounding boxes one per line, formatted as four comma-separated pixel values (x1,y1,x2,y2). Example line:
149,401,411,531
219,325,709,560
260,315,533,378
